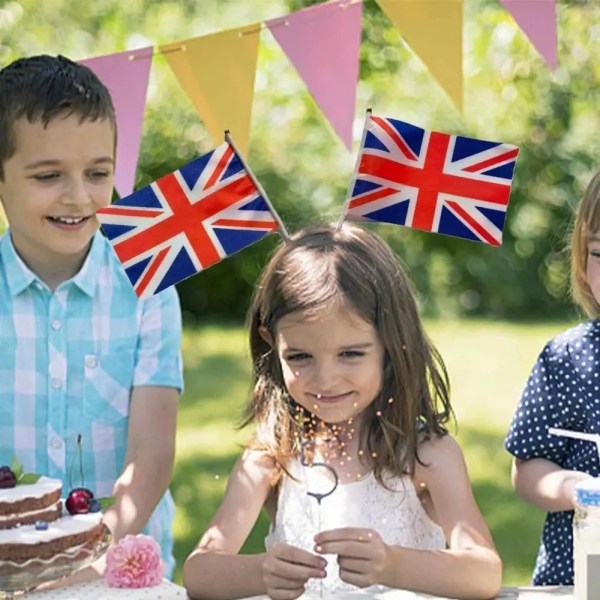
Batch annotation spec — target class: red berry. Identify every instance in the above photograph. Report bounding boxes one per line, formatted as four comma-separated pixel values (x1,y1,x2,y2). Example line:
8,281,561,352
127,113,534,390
0,466,16,489
65,489,91,514
70,487,94,500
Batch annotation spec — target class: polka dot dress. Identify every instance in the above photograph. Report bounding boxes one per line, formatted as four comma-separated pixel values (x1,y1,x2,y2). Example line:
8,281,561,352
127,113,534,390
505,320,600,585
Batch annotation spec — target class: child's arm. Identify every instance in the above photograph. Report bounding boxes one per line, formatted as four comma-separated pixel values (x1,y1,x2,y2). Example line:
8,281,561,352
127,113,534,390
315,434,501,599
103,288,182,542
184,449,326,600
184,449,273,599
391,434,501,598
512,456,593,512
102,385,178,539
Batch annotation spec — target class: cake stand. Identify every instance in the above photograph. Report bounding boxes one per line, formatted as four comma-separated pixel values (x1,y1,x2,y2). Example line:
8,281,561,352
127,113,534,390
0,524,111,598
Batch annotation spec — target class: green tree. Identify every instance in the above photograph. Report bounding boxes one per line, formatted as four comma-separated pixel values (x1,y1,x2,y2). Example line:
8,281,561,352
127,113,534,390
1,0,598,321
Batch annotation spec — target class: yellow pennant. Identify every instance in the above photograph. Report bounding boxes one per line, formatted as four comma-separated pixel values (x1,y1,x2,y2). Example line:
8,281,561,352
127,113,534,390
161,24,261,157
375,0,463,111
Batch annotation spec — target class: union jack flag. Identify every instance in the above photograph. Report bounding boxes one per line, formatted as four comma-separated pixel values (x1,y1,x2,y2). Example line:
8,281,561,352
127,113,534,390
96,142,280,299
345,116,520,246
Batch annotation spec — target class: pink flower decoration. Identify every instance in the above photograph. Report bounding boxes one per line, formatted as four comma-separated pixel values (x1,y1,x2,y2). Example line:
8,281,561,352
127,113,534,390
105,534,165,588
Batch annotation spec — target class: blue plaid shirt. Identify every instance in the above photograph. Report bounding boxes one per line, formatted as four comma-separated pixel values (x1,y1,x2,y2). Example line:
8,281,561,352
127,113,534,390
0,230,183,576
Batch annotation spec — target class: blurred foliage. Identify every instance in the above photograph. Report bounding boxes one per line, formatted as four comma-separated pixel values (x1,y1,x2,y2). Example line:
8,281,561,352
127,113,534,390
1,0,599,322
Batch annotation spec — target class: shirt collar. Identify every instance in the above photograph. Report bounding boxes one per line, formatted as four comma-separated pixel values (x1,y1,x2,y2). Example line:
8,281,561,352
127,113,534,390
1,232,36,295
1,230,103,297
68,232,103,297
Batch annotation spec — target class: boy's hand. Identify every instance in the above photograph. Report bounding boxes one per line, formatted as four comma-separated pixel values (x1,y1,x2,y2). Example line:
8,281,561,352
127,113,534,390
314,527,388,588
262,541,327,600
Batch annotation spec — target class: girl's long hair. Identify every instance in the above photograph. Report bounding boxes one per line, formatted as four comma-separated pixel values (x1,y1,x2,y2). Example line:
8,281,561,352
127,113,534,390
240,223,453,487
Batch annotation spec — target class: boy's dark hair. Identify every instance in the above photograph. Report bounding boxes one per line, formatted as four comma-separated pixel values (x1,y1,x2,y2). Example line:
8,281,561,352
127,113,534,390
0,54,116,179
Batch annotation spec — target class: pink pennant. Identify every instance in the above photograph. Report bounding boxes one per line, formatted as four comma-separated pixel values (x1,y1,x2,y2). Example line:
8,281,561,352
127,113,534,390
499,0,557,69
266,0,362,150
80,48,153,197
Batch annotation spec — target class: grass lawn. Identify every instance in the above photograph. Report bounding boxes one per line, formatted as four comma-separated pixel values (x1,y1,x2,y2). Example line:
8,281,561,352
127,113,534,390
171,319,576,587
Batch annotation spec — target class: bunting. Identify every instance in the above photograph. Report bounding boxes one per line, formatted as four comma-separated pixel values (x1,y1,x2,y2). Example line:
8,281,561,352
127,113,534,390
374,0,463,111
160,25,261,158
266,0,362,150
62,0,557,193
80,48,153,198
498,0,557,70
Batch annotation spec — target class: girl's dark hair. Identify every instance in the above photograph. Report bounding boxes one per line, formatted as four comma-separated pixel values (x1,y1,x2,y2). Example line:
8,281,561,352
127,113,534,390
0,54,116,178
241,223,453,488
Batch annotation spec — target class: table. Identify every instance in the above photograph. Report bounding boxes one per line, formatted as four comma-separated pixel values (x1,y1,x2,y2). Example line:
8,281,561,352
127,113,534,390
19,579,188,599
495,589,573,599
18,584,576,600
242,586,574,600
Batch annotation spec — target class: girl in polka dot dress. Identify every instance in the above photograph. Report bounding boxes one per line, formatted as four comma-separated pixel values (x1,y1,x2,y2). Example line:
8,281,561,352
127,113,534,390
505,172,600,586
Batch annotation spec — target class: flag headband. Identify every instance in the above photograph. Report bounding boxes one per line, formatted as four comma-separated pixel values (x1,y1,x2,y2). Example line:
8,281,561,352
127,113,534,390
96,112,520,299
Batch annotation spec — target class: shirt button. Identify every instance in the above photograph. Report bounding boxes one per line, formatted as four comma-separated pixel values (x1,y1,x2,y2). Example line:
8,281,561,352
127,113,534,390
51,320,62,330
50,438,62,450
51,378,62,389
85,356,98,369
35,282,44,290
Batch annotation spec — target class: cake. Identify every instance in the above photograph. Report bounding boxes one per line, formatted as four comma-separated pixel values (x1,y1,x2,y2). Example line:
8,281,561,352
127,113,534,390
0,476,105,564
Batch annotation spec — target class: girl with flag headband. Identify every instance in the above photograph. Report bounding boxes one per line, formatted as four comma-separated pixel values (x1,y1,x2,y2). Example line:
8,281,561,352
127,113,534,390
183,222,502,599
94,113,519,597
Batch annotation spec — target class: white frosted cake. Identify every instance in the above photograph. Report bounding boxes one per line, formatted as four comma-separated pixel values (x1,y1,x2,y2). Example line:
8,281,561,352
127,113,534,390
0,477,104,563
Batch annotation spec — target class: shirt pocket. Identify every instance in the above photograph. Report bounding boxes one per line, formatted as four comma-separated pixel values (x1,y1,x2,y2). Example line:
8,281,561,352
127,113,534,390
83,350,135,423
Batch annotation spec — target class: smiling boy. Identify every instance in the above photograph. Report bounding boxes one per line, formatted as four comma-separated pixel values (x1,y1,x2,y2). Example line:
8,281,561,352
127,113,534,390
0,55,183,579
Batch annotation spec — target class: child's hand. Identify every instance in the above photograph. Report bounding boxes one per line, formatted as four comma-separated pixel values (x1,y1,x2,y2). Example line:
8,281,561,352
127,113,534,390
262,541,327,600
314,527,388,588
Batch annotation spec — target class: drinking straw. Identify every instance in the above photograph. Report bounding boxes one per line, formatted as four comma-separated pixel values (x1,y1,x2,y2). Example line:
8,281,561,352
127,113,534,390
549,427,600,463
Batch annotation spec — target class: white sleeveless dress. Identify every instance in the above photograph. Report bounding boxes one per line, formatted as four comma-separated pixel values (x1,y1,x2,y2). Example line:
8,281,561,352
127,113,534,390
264,458,446,595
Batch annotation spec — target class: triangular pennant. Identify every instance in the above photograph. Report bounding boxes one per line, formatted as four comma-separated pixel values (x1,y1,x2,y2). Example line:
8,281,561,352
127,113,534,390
80,48,153,198
160,25,260,157
498,0,557,69
266,0,362,150
375,0,463,111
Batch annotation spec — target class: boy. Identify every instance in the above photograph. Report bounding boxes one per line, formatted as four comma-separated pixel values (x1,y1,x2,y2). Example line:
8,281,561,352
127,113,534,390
0,55,183,579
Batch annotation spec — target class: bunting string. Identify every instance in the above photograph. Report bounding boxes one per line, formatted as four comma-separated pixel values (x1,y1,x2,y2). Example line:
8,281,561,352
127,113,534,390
72,0,557,198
